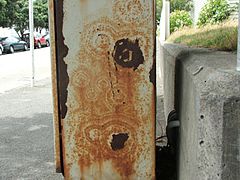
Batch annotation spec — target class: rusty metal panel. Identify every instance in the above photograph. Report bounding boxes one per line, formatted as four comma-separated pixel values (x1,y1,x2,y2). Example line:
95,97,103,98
51,0,156,179
49,0,62,173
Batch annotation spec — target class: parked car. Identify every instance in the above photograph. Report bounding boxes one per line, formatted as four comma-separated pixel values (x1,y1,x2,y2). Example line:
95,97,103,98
0,36,28,54
0,44,3,55
43,34,50,46
22,32,49,48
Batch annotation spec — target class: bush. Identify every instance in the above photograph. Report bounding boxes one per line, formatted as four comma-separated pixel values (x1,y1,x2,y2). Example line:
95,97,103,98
170,0,193,13
156,0,162,23
170,10,193,33
156,0,193,24
197,0,232,26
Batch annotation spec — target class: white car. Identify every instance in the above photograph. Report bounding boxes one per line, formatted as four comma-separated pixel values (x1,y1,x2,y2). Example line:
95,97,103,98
0,44,3,55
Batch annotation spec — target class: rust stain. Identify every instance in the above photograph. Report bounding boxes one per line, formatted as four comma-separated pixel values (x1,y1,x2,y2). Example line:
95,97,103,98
73,116,139,177
52,0,156,179
61,123,70,178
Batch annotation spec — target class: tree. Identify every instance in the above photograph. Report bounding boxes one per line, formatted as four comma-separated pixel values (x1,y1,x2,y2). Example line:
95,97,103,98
0,0,28,36
33,0,49,32
156,0,162,23
0,0,20,28
197,0,232,26
0,0,7,26
170,0,193,13
14,0,29,36
156,0,193,23
0,0,49,36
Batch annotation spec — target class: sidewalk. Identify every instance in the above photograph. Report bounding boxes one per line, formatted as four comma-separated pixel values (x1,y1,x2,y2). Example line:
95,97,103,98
0,78,63,180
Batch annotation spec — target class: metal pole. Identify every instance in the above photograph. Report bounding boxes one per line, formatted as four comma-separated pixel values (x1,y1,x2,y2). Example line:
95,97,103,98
160,0,166,42
160,0,170,42
237,2,240,71
29,0,35,86
165,0,170,39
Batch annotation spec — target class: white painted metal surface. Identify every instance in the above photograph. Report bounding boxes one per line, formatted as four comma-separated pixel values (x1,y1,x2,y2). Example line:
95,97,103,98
29,0,35,87
50,0,156,179
160,0,170,41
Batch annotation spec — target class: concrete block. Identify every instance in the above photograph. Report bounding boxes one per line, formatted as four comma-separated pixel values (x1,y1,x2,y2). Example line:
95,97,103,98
161,43,240,180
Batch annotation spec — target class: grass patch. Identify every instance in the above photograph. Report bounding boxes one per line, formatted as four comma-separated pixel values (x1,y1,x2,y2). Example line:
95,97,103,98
167,20,238,51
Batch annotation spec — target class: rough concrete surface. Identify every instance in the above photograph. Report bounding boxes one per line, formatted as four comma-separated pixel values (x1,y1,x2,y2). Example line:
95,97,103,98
161,43,240,180
156,38,166,140
0,78,63,180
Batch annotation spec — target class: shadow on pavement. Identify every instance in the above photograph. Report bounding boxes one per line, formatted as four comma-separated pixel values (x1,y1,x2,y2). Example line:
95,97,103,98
0,113,63,180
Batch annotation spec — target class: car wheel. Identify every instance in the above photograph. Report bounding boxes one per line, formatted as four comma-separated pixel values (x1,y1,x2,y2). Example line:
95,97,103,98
24,44,28,51
37,42,41,48
9,46,14,53
46,40,50,47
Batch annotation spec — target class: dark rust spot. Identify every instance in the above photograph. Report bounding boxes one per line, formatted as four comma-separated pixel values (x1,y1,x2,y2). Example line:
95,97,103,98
200,140,204,146
149,67,156,86
113,38,144,70
56,167,62,173
150,34,156,86
111,133,129,151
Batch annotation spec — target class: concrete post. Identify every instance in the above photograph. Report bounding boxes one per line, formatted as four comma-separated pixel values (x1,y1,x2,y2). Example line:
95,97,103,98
160,0,170,42
165,0,170,39
161,43,240,180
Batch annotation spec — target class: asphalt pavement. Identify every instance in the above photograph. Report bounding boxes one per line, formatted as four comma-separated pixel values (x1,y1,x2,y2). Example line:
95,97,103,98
0,78,63,180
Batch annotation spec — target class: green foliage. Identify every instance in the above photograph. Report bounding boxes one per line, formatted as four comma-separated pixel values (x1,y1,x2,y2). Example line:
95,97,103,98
0,0,7,26
156,0,193,23
197,0,232,26
170,10,193,33
170,0,193,13
0,0,29,35
0,0,48,36
34,0,49,31
0,0,19,28
156,0,162,23
14,0,29,35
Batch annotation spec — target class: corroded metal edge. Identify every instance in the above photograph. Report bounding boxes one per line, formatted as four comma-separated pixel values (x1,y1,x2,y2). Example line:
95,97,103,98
152,0,157,178
49,0,62,173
